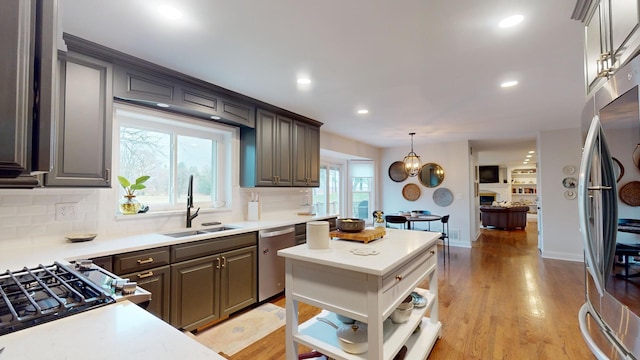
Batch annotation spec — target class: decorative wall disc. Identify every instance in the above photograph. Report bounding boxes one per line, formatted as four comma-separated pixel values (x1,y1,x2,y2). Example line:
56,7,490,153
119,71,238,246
433,188,454,207
402,183,421,201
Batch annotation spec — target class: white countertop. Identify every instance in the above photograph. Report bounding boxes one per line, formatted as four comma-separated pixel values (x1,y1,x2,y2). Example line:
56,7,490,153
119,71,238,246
0,215,336,358
0,301,224,360
0,215,337,270
278,228,440,275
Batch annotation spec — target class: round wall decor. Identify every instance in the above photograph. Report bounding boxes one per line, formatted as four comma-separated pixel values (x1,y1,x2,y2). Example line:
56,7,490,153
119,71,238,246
562,165,575,175
620,181,640,206
388,161,408,182
402,183,421,201
433,188,454,207
562,177,577,189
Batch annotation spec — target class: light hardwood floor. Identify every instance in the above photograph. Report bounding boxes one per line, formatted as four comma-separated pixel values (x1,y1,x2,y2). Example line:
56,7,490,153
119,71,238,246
224,223,594,359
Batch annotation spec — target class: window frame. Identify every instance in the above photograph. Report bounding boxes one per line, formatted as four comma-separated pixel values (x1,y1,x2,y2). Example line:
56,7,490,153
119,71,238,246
113,103,234,213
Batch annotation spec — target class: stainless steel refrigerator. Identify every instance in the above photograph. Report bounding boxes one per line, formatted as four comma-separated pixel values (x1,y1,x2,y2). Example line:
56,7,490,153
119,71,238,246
578,52,640,359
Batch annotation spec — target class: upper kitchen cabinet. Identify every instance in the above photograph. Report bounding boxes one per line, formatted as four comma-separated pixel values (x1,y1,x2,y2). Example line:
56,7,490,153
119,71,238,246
575,0,640,94
241,109,293,187
45,51,113,187
0,0,57,188
240,109,321,187
293,120,320,187
113,65,255,128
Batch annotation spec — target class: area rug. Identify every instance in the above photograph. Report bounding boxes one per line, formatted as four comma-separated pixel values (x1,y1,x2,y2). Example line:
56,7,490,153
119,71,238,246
193,303,286,356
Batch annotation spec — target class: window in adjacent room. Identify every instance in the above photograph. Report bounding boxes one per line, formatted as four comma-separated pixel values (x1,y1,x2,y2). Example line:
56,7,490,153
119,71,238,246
313,163,342,216
114,103,233,213
350,160,375,220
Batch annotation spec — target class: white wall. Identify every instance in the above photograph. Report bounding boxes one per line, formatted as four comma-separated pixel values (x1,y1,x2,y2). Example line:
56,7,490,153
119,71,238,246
381,140,472,247
538,128,583,261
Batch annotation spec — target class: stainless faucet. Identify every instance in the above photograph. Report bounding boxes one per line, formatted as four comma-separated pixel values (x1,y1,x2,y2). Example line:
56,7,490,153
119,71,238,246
186,174,200,228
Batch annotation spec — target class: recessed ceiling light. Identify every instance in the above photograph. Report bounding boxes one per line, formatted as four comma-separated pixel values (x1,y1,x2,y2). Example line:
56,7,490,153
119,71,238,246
157,5,182,20
528,150,535,154
501,80,518,88
297,78,311,85
526,155,532,158
211,115,221,120
523,161,528,164
357,109,369,115
499,14,524,28
157,103,170,108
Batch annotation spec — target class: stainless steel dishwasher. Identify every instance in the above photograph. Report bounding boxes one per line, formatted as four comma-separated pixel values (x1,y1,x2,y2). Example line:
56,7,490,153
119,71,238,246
258,226,295,301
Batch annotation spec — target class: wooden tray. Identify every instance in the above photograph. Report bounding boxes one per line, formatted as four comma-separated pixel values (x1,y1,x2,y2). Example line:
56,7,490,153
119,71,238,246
329,227,386,243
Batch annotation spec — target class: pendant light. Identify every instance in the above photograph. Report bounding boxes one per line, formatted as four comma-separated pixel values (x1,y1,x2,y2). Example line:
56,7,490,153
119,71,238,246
403,132,421,177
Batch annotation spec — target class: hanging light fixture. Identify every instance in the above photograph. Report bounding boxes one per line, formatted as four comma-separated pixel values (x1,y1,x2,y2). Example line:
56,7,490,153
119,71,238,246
403,132,421,177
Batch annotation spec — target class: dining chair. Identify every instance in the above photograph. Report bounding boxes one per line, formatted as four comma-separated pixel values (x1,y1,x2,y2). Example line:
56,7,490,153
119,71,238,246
439,215,450,264
385,215,408,229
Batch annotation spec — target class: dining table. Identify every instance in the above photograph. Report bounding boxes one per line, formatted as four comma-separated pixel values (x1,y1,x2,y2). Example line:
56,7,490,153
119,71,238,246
402,214,442,230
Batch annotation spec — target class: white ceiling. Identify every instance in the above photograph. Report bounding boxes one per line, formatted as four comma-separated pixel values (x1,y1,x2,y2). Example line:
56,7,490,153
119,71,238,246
58,0,586,165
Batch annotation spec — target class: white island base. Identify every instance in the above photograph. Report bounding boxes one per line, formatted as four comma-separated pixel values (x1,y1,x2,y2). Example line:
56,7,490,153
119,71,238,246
279,228,442,360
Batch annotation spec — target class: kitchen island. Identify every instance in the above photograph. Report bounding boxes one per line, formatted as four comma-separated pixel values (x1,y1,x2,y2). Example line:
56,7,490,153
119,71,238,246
279,228,441,360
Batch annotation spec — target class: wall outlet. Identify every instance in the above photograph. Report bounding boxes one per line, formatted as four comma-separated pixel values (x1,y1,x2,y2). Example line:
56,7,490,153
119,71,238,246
450,229,460,240
56,203,78,221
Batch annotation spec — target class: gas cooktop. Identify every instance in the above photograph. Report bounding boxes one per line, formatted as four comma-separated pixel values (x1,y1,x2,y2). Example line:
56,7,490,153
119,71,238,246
0,262,115,335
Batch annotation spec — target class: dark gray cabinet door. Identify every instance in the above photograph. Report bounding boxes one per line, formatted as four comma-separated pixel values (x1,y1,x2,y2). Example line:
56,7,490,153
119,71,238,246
0,0,55,186
293,121,320,187
46,51,112,187
219,246,257,317
0,0,33,178
122,265,171,322
170,254,220,330
255,109,292,186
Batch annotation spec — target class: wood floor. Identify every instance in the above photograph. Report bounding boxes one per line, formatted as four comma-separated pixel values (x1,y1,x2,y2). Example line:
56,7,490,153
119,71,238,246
224,224,594,359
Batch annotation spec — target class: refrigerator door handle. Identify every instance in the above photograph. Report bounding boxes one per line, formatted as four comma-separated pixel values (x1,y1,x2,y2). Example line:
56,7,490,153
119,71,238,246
579,115,606,296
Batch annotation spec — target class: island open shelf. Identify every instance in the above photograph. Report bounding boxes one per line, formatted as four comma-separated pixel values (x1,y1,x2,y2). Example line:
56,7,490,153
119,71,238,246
278,228,442,360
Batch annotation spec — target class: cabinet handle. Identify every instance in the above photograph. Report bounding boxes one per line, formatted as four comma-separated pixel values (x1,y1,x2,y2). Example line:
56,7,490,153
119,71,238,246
221,256,227,268
430,250,435,255
105,168,111,183
395,275,403,281
137,257,154,265
137,271,154,279
216,257,221,269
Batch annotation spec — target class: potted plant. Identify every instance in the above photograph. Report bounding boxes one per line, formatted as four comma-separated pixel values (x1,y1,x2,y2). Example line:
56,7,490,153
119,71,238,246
118,175,150,214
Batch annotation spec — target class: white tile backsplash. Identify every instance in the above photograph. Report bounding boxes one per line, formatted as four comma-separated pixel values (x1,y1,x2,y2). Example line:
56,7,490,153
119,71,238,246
0,185,315,245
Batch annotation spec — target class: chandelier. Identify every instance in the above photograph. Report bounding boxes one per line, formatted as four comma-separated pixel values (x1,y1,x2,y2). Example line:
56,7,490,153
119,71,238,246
403,132,421,177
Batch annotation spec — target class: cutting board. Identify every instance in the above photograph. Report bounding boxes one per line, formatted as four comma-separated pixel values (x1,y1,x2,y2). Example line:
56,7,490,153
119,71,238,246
329,227,386,243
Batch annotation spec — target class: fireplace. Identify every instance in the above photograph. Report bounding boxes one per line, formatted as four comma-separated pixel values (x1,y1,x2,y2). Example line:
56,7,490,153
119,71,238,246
479,191,496,205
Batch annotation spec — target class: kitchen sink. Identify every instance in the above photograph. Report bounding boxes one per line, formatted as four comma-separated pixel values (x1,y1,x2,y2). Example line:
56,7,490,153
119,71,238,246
164,226,240,238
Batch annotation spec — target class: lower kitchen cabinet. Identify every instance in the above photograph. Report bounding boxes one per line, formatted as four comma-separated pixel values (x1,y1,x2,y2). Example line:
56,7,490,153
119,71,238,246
170,245,257,331
219,246,257,317
121,265,171,322
170,255,219,329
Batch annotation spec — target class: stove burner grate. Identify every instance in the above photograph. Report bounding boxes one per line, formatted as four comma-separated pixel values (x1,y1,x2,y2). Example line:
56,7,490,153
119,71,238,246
0,262,114,335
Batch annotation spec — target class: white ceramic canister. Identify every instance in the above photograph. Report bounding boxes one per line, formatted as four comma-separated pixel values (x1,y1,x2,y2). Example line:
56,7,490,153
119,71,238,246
306,221,330,249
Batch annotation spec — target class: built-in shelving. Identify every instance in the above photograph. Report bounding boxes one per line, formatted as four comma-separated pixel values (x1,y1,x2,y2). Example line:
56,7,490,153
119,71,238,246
511,168,537,214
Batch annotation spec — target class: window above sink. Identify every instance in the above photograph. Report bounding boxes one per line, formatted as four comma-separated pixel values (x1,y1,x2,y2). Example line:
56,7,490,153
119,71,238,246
114,103,235,214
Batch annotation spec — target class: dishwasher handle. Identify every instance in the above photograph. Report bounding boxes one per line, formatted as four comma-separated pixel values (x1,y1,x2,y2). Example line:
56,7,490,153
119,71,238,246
260,227,295,238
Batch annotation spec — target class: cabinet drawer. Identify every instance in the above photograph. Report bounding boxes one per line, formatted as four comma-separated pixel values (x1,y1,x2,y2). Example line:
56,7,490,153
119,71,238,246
381,245,436,314
113,246,170,275
171,232,257,263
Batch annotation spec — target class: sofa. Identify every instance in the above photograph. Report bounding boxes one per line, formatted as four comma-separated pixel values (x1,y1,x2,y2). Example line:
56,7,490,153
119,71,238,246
479,205,529,230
